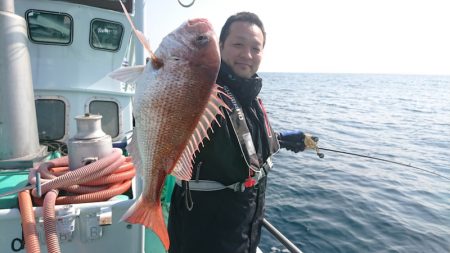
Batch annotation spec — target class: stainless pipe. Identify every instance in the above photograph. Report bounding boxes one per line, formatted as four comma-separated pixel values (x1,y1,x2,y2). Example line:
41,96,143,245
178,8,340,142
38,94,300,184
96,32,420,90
262,218,304,253
0,0,45,161
0,0,14,13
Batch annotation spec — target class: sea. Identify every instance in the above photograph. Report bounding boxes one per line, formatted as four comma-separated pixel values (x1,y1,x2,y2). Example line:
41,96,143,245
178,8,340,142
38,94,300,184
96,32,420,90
256,73,450,253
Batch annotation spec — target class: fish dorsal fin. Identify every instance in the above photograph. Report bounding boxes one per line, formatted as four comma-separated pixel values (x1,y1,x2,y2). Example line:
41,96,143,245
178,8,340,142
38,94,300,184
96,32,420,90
170,85,231,180
109,65,145,83
119,0,161,67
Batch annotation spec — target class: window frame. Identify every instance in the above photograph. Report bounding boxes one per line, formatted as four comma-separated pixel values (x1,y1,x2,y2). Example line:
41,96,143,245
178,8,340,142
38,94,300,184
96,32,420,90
89,18,124,52
25,9,73,46
86,97,122,139
35,96,69,141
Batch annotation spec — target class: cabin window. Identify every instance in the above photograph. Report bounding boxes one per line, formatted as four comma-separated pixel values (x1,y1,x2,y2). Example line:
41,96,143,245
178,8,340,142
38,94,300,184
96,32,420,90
26,10,73,45
35,99,66,140
90,19,124,51
89,100,120,138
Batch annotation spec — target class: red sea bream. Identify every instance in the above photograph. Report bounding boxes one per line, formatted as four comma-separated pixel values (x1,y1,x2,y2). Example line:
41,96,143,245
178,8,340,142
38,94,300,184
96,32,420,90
110,16,227,250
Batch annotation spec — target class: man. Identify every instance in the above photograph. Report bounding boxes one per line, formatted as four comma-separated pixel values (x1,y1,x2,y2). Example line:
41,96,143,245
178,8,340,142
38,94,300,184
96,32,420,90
168,12,311,253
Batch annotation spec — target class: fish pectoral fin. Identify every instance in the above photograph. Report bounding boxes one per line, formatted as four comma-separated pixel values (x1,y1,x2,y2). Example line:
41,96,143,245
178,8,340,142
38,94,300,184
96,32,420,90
109,65,145,83
127,130,144,178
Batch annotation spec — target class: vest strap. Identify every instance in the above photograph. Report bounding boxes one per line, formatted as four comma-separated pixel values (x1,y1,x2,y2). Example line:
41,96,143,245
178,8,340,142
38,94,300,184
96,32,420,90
176,157,273,192
221,86,261,170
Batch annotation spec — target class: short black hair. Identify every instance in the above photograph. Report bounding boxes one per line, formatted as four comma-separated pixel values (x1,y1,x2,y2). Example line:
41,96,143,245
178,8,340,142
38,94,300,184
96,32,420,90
219,12,266,47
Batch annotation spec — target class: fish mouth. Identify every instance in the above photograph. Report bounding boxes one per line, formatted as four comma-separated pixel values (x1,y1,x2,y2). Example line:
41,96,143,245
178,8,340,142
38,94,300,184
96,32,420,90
188,18,210,26
187,18,214,33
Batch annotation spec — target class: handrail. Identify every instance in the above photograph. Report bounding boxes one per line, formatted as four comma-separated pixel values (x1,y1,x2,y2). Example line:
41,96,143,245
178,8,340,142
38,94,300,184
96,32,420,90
262,218,304,253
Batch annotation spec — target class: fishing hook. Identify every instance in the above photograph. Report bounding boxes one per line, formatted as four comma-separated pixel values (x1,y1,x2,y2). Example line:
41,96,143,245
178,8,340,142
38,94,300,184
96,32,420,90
178,0,195,8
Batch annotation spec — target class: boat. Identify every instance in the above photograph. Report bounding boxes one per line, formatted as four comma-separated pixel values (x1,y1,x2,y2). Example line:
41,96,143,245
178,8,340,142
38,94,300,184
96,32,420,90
0,0,302,252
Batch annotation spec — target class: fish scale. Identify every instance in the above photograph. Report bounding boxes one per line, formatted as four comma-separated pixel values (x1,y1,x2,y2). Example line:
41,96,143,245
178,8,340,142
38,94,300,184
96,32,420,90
110,15,226,250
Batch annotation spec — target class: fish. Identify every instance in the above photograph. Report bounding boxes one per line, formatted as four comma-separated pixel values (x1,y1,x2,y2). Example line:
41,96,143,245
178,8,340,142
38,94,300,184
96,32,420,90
109,3,227,250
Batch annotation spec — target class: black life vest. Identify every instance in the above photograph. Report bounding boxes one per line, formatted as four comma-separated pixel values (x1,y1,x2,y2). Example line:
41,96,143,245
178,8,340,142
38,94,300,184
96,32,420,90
220,85,279,180
168,63,279,253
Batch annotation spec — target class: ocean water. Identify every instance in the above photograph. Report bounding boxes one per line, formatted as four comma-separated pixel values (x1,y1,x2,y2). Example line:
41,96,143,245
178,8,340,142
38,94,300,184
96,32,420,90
257,73,450,253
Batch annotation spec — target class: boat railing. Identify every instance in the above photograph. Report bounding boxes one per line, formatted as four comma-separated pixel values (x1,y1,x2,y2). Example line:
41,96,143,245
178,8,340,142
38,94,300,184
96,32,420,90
262,218,304,253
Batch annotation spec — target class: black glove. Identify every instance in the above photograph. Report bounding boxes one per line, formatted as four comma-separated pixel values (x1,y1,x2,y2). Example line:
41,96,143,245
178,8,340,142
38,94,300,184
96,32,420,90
278,130,319,153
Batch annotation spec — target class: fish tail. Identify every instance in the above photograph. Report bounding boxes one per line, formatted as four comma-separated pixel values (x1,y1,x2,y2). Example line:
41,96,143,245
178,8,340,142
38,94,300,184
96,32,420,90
121,195,169,250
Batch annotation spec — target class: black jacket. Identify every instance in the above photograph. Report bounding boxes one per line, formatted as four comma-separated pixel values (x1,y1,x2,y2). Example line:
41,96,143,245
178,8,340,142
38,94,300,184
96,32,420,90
168,62,279,253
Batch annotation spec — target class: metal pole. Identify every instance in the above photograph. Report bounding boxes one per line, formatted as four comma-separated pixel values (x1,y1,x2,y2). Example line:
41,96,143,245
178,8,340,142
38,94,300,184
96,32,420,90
0,0,14,13
134,0,144,65
0,0,46,161
262,218,304,253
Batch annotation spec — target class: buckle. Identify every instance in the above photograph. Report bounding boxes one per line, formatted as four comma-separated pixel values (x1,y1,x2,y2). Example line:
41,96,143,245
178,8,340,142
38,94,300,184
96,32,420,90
244,177,256,188
232,182,246,192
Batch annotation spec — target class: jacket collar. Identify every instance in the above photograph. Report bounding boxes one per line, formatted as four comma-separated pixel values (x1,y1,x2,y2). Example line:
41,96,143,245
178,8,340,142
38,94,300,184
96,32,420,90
216,61,262,106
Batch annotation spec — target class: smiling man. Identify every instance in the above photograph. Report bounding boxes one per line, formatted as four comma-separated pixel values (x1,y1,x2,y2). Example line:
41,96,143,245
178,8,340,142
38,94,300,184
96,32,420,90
168,12,310,253
220,16,265,79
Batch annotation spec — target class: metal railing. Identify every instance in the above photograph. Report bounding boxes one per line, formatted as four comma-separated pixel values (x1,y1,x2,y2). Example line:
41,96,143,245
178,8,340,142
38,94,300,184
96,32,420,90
262,218,304,253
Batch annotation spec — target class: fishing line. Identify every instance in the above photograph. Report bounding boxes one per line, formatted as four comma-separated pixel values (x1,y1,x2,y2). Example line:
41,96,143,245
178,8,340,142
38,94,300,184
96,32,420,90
316,147,450,181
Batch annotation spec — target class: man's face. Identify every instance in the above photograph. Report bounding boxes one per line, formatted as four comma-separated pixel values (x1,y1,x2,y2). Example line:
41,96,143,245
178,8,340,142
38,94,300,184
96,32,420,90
220,21,264,79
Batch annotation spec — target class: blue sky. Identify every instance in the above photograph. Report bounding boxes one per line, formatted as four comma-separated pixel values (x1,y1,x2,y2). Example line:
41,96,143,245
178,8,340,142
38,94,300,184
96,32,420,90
143,0,450,75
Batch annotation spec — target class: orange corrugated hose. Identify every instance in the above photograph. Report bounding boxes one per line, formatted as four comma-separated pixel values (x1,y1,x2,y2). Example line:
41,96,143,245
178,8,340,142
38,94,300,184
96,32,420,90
18,148,135,253
43,190,60,253
18,190,40,253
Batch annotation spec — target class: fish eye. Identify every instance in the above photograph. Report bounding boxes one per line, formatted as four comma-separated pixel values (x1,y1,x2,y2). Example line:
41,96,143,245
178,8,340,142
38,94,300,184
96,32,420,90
195,35,209,46
197,35,207,41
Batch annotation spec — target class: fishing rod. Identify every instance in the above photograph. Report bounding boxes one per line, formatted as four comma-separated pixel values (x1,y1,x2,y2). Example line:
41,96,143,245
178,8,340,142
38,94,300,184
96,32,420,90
316,147,450,181
303,136,450,181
